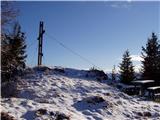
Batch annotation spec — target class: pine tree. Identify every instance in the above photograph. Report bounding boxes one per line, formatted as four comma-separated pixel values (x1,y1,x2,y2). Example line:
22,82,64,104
1,2,20,83
1,35,13,82
141,33,160,82
1,23,27,83
11,23,27,70
119,50,135,84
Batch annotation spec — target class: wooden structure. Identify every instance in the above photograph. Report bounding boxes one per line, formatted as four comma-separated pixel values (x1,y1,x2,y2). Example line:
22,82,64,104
147,86,160,100
131,80,160,100
131,80,155,96
37,21,45,66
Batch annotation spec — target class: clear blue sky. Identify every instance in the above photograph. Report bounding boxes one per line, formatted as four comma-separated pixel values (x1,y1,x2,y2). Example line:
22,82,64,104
14,1,160,72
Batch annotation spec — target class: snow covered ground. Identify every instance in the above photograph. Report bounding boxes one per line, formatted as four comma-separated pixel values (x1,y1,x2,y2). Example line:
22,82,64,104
1,67,160,120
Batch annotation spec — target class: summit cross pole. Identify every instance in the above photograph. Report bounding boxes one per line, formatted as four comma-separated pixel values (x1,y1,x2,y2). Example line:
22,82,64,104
37,21,45,66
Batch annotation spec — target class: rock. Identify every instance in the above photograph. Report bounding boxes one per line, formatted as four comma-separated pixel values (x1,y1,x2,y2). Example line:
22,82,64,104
108,102,114,108
1,112,16,120
143,112,152,117
36,108,47,116
35,109,70,120
135,111,152,117
55,112,70,120
86,96,105,104
116,100,123,105
123,112,130,117
50,111,54,116
136,112,143,116
104,92,111,96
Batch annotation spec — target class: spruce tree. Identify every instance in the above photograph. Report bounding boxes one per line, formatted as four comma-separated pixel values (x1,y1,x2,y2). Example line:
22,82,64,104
1,35,13,82
141,33,160,82
11,23,27,69
1,23,27,83
1,2,20,83
119,50,135,84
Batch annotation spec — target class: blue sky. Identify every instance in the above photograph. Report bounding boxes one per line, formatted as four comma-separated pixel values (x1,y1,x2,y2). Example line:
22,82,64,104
14,1,160,72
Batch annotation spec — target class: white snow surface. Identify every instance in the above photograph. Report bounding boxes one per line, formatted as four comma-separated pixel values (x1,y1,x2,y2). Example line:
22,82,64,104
1,67,160,120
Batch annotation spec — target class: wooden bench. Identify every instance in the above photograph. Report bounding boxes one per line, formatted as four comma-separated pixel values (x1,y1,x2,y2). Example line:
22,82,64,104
131,80,155,96
147,86,160,100
154,93,160,100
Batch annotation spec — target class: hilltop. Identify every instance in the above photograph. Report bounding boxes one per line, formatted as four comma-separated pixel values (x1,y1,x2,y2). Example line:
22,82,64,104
1,66,160,120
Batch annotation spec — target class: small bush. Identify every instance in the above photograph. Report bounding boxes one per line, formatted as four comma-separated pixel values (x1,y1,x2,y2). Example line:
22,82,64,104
87,67,108,80
33,66,51,72
53,68,65,73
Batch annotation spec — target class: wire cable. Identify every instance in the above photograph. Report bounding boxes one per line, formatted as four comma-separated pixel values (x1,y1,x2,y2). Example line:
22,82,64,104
45,33,102,70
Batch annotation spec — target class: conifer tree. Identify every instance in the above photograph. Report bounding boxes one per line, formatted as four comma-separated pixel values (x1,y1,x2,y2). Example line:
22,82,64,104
11,23,27,70
1,1,21,83
1,23,27,83
119,50,135,84
141,33,160,82
1,35,13,82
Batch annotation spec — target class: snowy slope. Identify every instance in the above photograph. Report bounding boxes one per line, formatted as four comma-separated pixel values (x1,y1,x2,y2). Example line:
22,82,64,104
1,67,160,120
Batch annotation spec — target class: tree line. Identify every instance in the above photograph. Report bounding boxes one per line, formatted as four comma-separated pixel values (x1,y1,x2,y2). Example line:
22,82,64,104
119,32,160,84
